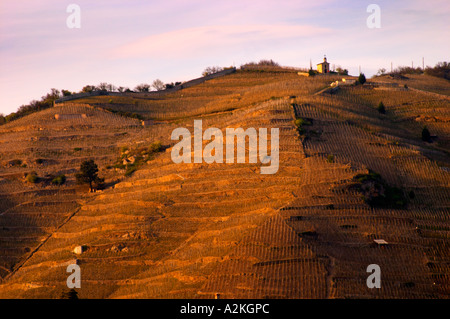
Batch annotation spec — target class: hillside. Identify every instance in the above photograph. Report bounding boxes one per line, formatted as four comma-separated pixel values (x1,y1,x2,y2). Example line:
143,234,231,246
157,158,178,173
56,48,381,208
0,68,449,298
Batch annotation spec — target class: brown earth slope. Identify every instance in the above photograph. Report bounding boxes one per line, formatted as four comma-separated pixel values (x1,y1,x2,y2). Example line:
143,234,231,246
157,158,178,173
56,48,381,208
0,69,448,298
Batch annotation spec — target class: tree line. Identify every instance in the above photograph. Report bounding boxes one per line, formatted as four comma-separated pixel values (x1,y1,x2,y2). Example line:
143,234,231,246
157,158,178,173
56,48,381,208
0,79,174,125
377,61,450,80
0,65,234,125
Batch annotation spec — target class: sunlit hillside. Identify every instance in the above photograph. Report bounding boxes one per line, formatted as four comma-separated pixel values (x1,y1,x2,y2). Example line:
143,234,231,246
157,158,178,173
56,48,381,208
0,67,448,298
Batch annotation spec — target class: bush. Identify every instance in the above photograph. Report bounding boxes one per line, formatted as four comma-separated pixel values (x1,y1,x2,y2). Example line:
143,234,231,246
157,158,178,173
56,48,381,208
377,102,386,114
134,84,150,92
60,289,78,299
336,67,348,75
118,141,164,177
10,159,23,167
124,164,137,177
202,66,224,77
353,171,407,208
26,172,39,184
391,66,422,76
294,117,312,135
424,61,450,80
422,126,431,142
148,141,162,153
35,158,44,164
52,174,66,185
61,89,72,96
256,59,279,66
358,73,366,84
294,118,312,127
327,154,335,163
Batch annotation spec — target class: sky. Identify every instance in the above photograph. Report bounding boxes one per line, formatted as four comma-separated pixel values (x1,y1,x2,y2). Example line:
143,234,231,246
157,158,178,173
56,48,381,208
0,0,449,115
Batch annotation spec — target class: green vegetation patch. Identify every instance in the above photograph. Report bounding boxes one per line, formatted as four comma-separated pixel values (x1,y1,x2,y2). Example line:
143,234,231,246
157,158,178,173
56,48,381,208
51,174,66,185
293,112,313,136
352,171,407,209
25,171,39,184
116,141,164,177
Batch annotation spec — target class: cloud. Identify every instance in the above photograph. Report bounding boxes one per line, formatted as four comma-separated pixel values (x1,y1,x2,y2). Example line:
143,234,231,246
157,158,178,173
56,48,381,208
112,24,331,59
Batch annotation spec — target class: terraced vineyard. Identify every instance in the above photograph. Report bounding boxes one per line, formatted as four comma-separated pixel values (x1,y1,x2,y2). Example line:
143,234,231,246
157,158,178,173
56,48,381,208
0,68,448,298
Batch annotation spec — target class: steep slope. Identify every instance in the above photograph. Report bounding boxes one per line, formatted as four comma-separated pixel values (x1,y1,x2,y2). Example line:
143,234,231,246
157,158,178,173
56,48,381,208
0,69,449,298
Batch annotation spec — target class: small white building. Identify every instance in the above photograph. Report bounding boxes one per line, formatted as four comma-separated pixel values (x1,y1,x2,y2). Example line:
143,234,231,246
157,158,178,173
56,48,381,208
373,239,389,246
317,56,330,73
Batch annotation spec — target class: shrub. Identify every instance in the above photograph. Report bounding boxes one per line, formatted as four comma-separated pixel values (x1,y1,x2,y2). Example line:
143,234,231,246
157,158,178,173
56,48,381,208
35,158,44,164
256,59,279,66
134,84,150,92
60,289,78,300
26,172,39,184
52,174,66,185
295,118,312,126
148,141,162,154
10,159,22,167
294,117,312,135
202,66,224,77
73,147,82,151
358,73,366,84
119,141,164,177
61,89,72,96
124,164,137,177
353,171,407,208
424,61,450,80
422,126,431,142
336,67,349,75
377,102,386,114
81,85,95,93
327,154,335,163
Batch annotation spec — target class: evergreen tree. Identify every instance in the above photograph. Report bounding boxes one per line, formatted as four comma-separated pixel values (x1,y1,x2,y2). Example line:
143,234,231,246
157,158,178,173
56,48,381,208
421,126,431,142
377,102,386,114
358,73,366,84
76,159,104,192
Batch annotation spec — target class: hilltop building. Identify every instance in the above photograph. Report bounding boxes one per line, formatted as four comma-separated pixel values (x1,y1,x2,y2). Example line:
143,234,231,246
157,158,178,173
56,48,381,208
317,56,330,74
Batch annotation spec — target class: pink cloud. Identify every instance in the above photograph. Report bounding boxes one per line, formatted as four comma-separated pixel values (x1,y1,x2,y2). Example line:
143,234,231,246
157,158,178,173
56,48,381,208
113,24,331,59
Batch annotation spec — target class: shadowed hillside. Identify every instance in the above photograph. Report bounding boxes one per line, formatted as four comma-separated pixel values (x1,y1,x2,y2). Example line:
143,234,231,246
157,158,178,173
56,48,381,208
0,67,448,298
